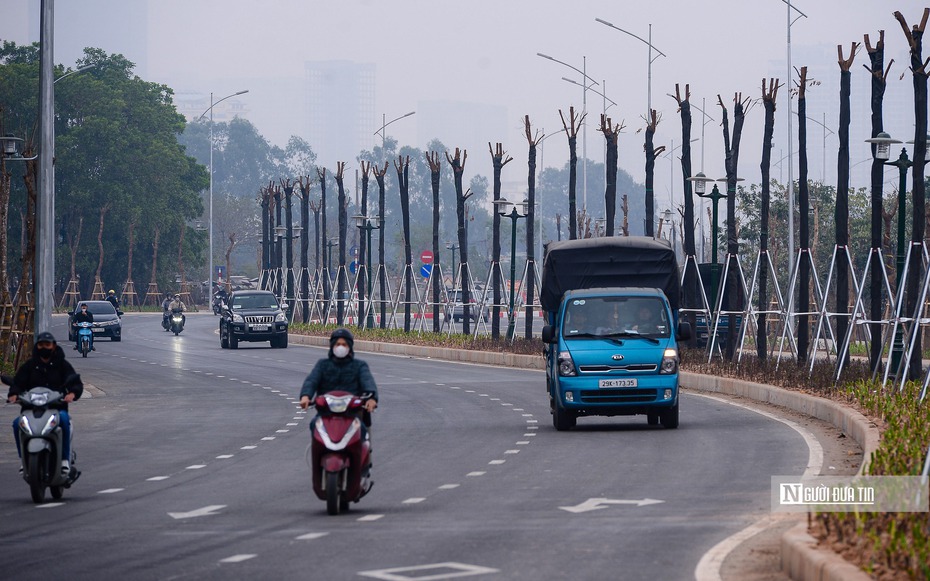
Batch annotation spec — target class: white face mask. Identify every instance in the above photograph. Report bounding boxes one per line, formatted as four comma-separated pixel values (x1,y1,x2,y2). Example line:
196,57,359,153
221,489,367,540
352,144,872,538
332,345,350,359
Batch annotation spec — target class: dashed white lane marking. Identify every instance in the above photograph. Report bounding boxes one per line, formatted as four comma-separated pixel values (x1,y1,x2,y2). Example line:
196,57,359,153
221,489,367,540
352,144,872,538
241,446,257,450
438,484,460,490
513,408,524,411
357,514,384,522
98,488,124,494
527,426,538,430
464,390,475,393
286,423,299,426
403,498,425,504
37,503,64,509
524,433,536,437
505,450,520,454
501,403,513,406
147,476,170,481
526,419,538,424
220,554,257,563
261,437,276,441
521,414,533,417
186,464,206,470
479,394,489,397
276,430,289,433
296,532,329,540
216,455,234,459
489,460,506,465
516,441,530,445
490,398,500,401
467,471,486,477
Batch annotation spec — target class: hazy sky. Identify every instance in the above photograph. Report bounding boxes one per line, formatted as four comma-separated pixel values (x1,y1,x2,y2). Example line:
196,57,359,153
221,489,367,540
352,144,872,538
2,1,925,214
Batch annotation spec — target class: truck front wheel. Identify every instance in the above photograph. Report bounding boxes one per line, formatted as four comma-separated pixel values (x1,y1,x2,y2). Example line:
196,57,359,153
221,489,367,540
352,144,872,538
552,403,576,431
660,402,679,429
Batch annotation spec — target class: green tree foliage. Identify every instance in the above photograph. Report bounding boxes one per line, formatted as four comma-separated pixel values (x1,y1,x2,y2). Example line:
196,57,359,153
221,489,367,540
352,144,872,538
0,42,206,299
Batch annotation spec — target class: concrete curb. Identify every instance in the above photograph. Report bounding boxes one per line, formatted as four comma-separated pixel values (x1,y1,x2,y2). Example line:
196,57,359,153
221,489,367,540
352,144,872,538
678,372,880,581
289,333,879,580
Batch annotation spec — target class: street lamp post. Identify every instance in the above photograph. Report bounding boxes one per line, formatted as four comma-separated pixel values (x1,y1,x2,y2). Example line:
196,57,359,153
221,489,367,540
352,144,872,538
595,18,666,121
326,238,338,278
866,132,907,369
538,52,599,210
197,89,249,296
354,215,381,328
446,242,459,289
374,111,416,162
494,198,528,340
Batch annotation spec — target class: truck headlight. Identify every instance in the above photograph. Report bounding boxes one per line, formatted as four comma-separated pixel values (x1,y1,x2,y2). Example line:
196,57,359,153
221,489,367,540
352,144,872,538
660,348,678,374
557,351,577,376
232,313,244,323
275,312,288,322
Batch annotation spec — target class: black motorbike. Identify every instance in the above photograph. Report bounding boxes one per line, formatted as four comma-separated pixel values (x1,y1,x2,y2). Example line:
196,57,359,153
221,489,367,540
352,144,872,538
169,308,185,335
212,293,226,315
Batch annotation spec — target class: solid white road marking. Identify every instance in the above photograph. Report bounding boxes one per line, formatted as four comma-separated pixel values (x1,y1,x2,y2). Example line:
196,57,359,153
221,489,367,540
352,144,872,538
219,554,256,563
559,498,664,513
168,505,226,519
98,488,124,494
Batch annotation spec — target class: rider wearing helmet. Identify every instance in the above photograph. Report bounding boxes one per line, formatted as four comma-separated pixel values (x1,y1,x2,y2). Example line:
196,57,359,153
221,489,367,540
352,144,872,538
7,331,83,478
299,328,378,416
105,289,120,310
71,303,95,351
168,293,187,326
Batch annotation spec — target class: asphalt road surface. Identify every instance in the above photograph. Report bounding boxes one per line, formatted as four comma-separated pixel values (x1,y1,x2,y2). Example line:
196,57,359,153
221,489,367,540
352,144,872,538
0,312,811,580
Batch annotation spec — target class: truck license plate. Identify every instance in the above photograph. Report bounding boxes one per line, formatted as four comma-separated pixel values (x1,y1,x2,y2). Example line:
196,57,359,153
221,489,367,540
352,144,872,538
251,324,269,331
599,379,637,388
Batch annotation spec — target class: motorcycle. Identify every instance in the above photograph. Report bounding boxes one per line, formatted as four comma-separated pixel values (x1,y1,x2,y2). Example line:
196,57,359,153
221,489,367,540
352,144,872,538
212,294,226,316
2,375,81,504
169,308,185,335
75,321,93,357
306,391,373,515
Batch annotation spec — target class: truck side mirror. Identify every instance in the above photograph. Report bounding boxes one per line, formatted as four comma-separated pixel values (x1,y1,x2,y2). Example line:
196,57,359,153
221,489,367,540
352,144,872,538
541,325,556,344
677,321,692,342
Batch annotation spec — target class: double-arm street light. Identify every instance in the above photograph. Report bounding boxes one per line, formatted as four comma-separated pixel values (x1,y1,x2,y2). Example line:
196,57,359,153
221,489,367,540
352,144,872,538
494,197,528,340
595,18,666,120
198,89,249,295
354,214,381,329
538,52,599,210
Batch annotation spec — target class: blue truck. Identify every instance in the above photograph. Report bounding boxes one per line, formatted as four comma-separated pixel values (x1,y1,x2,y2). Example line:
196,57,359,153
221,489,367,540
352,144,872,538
540,237,691,431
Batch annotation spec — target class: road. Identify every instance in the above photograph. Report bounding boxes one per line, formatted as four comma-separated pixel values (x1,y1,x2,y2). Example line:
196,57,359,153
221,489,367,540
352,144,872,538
0,312,811,580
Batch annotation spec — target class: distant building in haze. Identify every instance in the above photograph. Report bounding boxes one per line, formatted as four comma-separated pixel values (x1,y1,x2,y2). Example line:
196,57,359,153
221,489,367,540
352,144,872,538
304,60,376,168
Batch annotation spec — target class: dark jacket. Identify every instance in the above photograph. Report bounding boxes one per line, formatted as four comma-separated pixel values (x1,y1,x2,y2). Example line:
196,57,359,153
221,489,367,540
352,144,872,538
8,343,83,410
106,295,120,309
300,351,378,403
72,310,94,326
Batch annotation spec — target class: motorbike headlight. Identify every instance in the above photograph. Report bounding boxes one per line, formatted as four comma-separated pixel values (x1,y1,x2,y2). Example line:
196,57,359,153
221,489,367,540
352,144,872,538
41,415,58,436
232,313,244,323
323,394,353,413
660,348,678,374
275,312,288,322
18,416,33,435
557,351,577,377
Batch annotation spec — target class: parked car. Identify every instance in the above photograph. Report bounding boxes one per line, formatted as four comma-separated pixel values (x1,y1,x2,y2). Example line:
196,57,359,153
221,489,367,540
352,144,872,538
68,300,122,342
444,289,490,323
220,290,289,349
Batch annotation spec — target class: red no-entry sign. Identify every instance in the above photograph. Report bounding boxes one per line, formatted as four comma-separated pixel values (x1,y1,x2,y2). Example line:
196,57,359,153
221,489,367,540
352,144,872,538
420,250,434,264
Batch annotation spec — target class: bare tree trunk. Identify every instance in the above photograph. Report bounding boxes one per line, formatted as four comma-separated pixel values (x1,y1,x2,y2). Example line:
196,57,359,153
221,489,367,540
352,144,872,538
719,94,748,361
759,79,781,359
797,67,812,364
68,216,84,281
426,152,442,333
489,143,512,339
0,157,10,297
298,176,312,324
524,117,542,340
334,163,347,325
225,232,237,292
645,110,665,237
600,115,623,238
317,168,329,303
373,163,388,328
150,226,160,285
126,217,135,284
358,163,371,328
446,149,473,335
836,44,858,367
95,204,111,282
560,108,584,240
395,156,412,332
673,84,698,349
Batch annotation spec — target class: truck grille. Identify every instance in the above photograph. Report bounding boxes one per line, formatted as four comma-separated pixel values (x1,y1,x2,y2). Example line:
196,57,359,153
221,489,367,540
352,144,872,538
245,315,274,324
580,389,657,404
579,364,657,372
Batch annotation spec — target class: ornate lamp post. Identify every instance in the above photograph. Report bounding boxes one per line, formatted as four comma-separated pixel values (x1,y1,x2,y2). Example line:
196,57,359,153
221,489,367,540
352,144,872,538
494,197,528,340
446,241,460,288
688,173,722,312
353,214,381,329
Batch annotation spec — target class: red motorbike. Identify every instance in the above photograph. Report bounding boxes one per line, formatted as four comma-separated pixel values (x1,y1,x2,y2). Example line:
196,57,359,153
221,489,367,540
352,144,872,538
307,391,373,515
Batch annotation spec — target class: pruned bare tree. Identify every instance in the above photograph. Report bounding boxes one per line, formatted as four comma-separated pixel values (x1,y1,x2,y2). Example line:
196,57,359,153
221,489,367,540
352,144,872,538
426,152,443,332
835,43,859,366
334,162,348,325
489,142,513,339
372,162,389,328
559,107,585,239
395,156,413,332
758,77,782,358
600,114,625,237
446,148,474,334
644,110,666,237
523,116,543,339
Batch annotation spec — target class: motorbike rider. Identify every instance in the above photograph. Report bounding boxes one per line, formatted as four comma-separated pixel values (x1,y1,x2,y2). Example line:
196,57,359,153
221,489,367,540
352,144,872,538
213,284,228,310
71,303,95,351
105,289,120,310
168,293,187,326
300,328,378,422
7,331,83,478
161,293,172,330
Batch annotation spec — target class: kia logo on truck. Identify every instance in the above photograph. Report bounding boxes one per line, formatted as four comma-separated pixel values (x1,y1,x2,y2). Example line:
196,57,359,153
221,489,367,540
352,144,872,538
612,354,624,361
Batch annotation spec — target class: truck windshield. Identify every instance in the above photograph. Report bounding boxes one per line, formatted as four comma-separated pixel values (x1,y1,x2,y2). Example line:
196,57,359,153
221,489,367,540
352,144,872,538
563,297,670,339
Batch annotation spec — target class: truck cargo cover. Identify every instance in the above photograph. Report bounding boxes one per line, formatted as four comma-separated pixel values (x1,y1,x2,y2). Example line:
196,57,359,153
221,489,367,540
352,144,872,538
540,236,680,312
